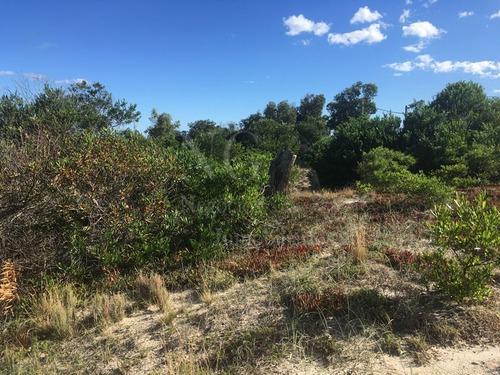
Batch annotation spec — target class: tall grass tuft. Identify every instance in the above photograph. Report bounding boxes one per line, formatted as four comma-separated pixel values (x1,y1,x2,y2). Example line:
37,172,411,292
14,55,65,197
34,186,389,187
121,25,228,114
35,285,79,339
91,293,126,326
136,272,176,324
350,224,367,264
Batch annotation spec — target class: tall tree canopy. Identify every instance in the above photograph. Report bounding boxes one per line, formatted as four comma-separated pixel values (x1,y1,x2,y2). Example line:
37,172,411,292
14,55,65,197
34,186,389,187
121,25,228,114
188,119,217,139
68,81,141,130
326,82,378,130
276,101,297,125
146,109,179,142
0,81,141,135
297,94,326,122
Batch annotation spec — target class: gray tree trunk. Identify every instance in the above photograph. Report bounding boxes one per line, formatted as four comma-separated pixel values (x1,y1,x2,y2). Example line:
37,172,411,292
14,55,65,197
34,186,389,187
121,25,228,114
264,149,297,196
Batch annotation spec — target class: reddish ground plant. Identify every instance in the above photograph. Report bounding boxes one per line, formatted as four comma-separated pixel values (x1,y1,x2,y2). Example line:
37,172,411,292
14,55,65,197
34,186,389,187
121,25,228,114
292,287,346,314
219,243,322,278
459,187,500,208
382,248,421,269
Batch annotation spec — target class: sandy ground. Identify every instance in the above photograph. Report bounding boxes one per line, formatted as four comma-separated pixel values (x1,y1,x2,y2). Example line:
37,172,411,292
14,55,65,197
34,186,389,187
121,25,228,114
374,346,500,375
53,296,500,375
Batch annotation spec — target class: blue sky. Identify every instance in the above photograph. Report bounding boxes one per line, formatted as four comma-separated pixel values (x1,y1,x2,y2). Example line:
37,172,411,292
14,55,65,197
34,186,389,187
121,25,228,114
1,0,500,132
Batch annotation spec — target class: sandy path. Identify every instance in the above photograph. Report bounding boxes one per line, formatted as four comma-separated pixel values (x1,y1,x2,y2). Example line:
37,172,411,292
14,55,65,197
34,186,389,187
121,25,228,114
376,345,500,375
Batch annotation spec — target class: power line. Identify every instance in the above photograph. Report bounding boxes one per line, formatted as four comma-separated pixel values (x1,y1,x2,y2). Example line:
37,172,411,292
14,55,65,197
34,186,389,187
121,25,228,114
375,107,406,115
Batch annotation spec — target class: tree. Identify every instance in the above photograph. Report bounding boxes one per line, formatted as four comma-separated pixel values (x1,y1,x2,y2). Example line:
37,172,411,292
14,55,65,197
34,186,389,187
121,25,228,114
400,82,500,176
276,101,297,125
188,119,217,139
296,117,329,146
0,92,31,136
32,85,79,132
241,112,263,130
430,81,493,131
297,94,325,122
193,126,232,162
245,118,300,154
326,82,377,130
263,101,277,120
399,100,446,172
0,82,141,136
146,109,179,144
68,81,140,130
309,114,400,186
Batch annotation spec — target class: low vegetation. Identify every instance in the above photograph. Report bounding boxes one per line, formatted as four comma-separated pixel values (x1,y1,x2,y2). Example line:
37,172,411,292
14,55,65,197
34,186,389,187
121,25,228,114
0,79,499,373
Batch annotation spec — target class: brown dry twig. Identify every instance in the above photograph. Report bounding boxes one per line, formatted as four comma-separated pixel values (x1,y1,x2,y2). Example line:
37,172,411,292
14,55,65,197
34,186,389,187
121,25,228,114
0,259,19,317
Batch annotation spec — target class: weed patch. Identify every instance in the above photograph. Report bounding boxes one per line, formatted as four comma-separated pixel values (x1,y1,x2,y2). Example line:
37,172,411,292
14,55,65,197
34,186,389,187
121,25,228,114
381,248,421,269
292,287,346,315
218,243,321,278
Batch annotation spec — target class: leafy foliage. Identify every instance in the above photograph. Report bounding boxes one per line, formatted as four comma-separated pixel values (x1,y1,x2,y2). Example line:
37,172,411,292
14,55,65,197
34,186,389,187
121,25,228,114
68,81,141,130
0,127,273,283
326,81,377,130
308,115,400,186
422,193,500,301
146,108,179,146
0,81,140,136
244,118,300,154
358,147,452,206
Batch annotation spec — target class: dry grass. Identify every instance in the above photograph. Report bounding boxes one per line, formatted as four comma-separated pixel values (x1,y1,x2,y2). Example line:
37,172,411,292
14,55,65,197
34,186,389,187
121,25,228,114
91,293,127,326
34,285,79,340
198,285,214,305
0,260,19,317
350,223,367,264
136,271,176,324
164,352,211,375
4,191,500,374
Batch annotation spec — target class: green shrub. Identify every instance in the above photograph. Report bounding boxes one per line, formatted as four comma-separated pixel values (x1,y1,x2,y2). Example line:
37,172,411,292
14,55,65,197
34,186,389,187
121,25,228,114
422,192,500,302
0,129,273,284
358,147,452,206
355,181,373,195
433,163,480,188
465,144,500,184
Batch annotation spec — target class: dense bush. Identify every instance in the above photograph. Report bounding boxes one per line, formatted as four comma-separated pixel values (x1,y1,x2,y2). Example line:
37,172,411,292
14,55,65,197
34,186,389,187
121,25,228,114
307,115,399,187
0,128,272,284
358,147,452,206
422,193,500,301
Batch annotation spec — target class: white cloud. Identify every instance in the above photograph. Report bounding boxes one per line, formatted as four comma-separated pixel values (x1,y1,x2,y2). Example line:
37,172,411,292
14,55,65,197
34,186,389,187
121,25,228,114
283,14,330,36
403,45,421,53
328,23,386,46
399,9,410,23
423,0,437,8
405,0,412,4
299,39,311,46
490,10,500,19
387,61,413,72
493,89,500,93
458,11,474,19
385,55,500,78
403,21,444,39
393,73,403,77
403,41,427,53
243,80,255,84
23,72,48,81
54,78,87,85
0,70,14,76
350,6,383,24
